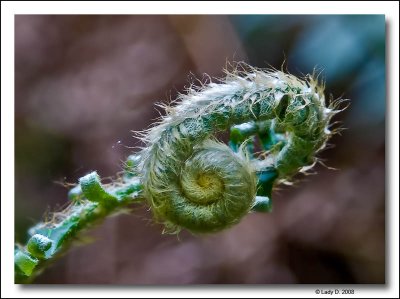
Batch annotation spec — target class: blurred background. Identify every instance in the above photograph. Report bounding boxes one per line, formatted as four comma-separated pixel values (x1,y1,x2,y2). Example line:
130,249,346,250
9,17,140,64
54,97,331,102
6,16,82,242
15,15,385,284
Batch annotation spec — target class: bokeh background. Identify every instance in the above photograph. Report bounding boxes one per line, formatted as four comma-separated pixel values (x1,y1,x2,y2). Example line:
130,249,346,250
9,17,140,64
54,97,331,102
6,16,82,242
15,15,385,284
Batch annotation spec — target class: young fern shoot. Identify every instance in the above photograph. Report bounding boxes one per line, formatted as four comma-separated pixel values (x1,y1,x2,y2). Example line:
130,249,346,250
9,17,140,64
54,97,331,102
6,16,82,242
14,63,343,283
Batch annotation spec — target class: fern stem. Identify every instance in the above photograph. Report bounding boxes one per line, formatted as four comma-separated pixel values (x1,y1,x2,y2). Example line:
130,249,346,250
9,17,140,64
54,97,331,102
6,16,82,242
14,162,143,283
14,64,342,282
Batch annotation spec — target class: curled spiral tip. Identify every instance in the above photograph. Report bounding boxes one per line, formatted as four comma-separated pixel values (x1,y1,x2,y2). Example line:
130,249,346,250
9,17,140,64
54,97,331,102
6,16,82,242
151,140,257,233
138,64,341,233
14,63,345,282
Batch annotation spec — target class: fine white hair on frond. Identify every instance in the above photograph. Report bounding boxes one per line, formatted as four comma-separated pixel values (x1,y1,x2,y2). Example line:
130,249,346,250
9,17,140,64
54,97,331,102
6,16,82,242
135,62,345,233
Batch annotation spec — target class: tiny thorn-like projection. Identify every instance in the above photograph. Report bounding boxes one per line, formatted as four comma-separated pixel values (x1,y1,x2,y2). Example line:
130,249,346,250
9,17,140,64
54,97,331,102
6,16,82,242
14,63,343,283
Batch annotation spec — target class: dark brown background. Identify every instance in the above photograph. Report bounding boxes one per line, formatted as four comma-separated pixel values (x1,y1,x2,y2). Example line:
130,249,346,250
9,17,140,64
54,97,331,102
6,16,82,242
15,15,385,284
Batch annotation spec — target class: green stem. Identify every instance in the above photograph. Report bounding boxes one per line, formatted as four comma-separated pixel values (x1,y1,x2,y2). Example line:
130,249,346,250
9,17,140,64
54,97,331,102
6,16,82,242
14,156,143,283
229,121,280,213
14,66,339,282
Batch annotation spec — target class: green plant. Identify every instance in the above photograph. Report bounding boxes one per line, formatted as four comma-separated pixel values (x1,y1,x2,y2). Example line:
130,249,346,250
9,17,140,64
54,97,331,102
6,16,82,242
14,64,343,283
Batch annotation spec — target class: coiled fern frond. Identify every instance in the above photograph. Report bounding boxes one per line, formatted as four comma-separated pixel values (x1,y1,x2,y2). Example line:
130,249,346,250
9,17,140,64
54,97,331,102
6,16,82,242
138,65,340,233
14,64,343,282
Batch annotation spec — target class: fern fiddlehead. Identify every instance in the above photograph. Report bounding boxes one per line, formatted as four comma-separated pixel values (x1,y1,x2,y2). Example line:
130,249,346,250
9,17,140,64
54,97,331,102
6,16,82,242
14,64,341,282
139,66,337,232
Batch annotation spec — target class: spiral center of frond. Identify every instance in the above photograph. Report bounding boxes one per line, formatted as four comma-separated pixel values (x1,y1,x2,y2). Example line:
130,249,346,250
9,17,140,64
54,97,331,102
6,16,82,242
181,171,224,204
197,173,222,190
